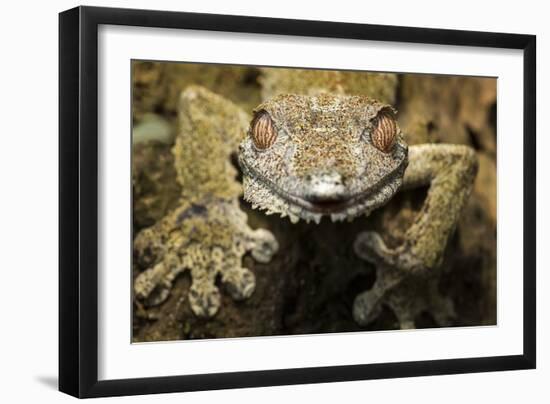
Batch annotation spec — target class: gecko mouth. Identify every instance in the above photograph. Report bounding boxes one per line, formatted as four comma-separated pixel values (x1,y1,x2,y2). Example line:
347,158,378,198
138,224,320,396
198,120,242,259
278,191,370,214
239,158,407,223
307,199,352,212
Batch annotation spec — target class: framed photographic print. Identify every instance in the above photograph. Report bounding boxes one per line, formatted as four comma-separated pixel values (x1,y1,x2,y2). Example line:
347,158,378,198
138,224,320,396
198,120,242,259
59,6,536,398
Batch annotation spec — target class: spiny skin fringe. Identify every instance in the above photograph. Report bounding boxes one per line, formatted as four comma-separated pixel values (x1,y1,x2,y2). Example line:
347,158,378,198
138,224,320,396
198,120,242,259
242,175,401,224
242,174,399,224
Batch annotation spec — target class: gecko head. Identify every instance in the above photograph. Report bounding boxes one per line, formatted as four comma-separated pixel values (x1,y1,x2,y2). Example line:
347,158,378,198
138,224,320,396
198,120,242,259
238,94,408,223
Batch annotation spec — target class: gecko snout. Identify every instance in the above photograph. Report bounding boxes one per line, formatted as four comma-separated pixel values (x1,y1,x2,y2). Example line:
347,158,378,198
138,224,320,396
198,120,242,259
303,172,347,203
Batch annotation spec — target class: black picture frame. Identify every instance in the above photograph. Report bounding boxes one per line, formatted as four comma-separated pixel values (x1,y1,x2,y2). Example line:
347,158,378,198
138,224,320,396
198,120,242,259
59,5,536,398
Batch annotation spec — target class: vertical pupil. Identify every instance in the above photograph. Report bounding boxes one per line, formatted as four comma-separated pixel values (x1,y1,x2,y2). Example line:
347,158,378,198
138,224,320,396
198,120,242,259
372,111,396,153
252,112,276,150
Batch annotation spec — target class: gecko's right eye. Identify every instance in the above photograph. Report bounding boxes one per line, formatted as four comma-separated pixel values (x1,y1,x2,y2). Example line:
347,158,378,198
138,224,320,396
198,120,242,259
250,110,277,150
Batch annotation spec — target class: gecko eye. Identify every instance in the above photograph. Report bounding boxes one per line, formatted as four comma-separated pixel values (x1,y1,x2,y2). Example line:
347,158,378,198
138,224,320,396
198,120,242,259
250,110,277,150
371,109,397,153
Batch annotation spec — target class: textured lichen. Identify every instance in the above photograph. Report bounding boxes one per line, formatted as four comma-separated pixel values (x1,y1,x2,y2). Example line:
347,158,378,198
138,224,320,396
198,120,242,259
131,61,262,138
260,68,398,105
132,141,180,232
398,75,497,153
162,63,262,114
132,61,167,122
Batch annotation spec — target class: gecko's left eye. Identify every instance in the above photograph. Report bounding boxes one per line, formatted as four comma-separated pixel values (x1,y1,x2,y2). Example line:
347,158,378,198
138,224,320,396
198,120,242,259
250,110,277,150
371,109,397,153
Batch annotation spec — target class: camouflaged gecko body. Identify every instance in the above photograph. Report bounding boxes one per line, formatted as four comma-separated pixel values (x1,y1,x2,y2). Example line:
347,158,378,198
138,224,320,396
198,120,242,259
134,68,478,328
134,86,277,318
133,69,398,319
239,93,408,223
240,69,478,328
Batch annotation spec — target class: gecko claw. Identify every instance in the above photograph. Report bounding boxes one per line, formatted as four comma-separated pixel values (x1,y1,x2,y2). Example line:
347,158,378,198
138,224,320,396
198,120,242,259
134,263,174,306
189,280,221,318
250,228,279,263
222,267,256,300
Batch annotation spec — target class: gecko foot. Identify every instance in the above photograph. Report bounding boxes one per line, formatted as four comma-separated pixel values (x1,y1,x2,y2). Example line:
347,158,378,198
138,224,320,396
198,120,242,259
133,199,279,319
353,274,456,329
221,267,256,300
353,232,456,329
134,262,177,306
384,276,456,329
352,263,405,326
249,228,279,263
353,290,384,326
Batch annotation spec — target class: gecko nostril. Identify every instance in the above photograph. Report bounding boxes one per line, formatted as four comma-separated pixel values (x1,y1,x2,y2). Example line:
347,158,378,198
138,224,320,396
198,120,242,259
304,172,347,203
313,172,343,186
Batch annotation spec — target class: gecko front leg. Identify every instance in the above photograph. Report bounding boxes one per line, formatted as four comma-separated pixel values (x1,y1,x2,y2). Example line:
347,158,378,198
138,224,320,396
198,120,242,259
133,86,278,318
134,199,278,317
353,144,477,326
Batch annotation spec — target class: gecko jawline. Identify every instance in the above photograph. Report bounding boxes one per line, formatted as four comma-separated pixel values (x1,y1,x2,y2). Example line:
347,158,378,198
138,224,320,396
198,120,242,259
239,157,408,219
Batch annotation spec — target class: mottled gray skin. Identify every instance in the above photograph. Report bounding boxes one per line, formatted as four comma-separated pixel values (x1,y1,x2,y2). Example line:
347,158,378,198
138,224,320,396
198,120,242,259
239,94,408,223
238,94,478,328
